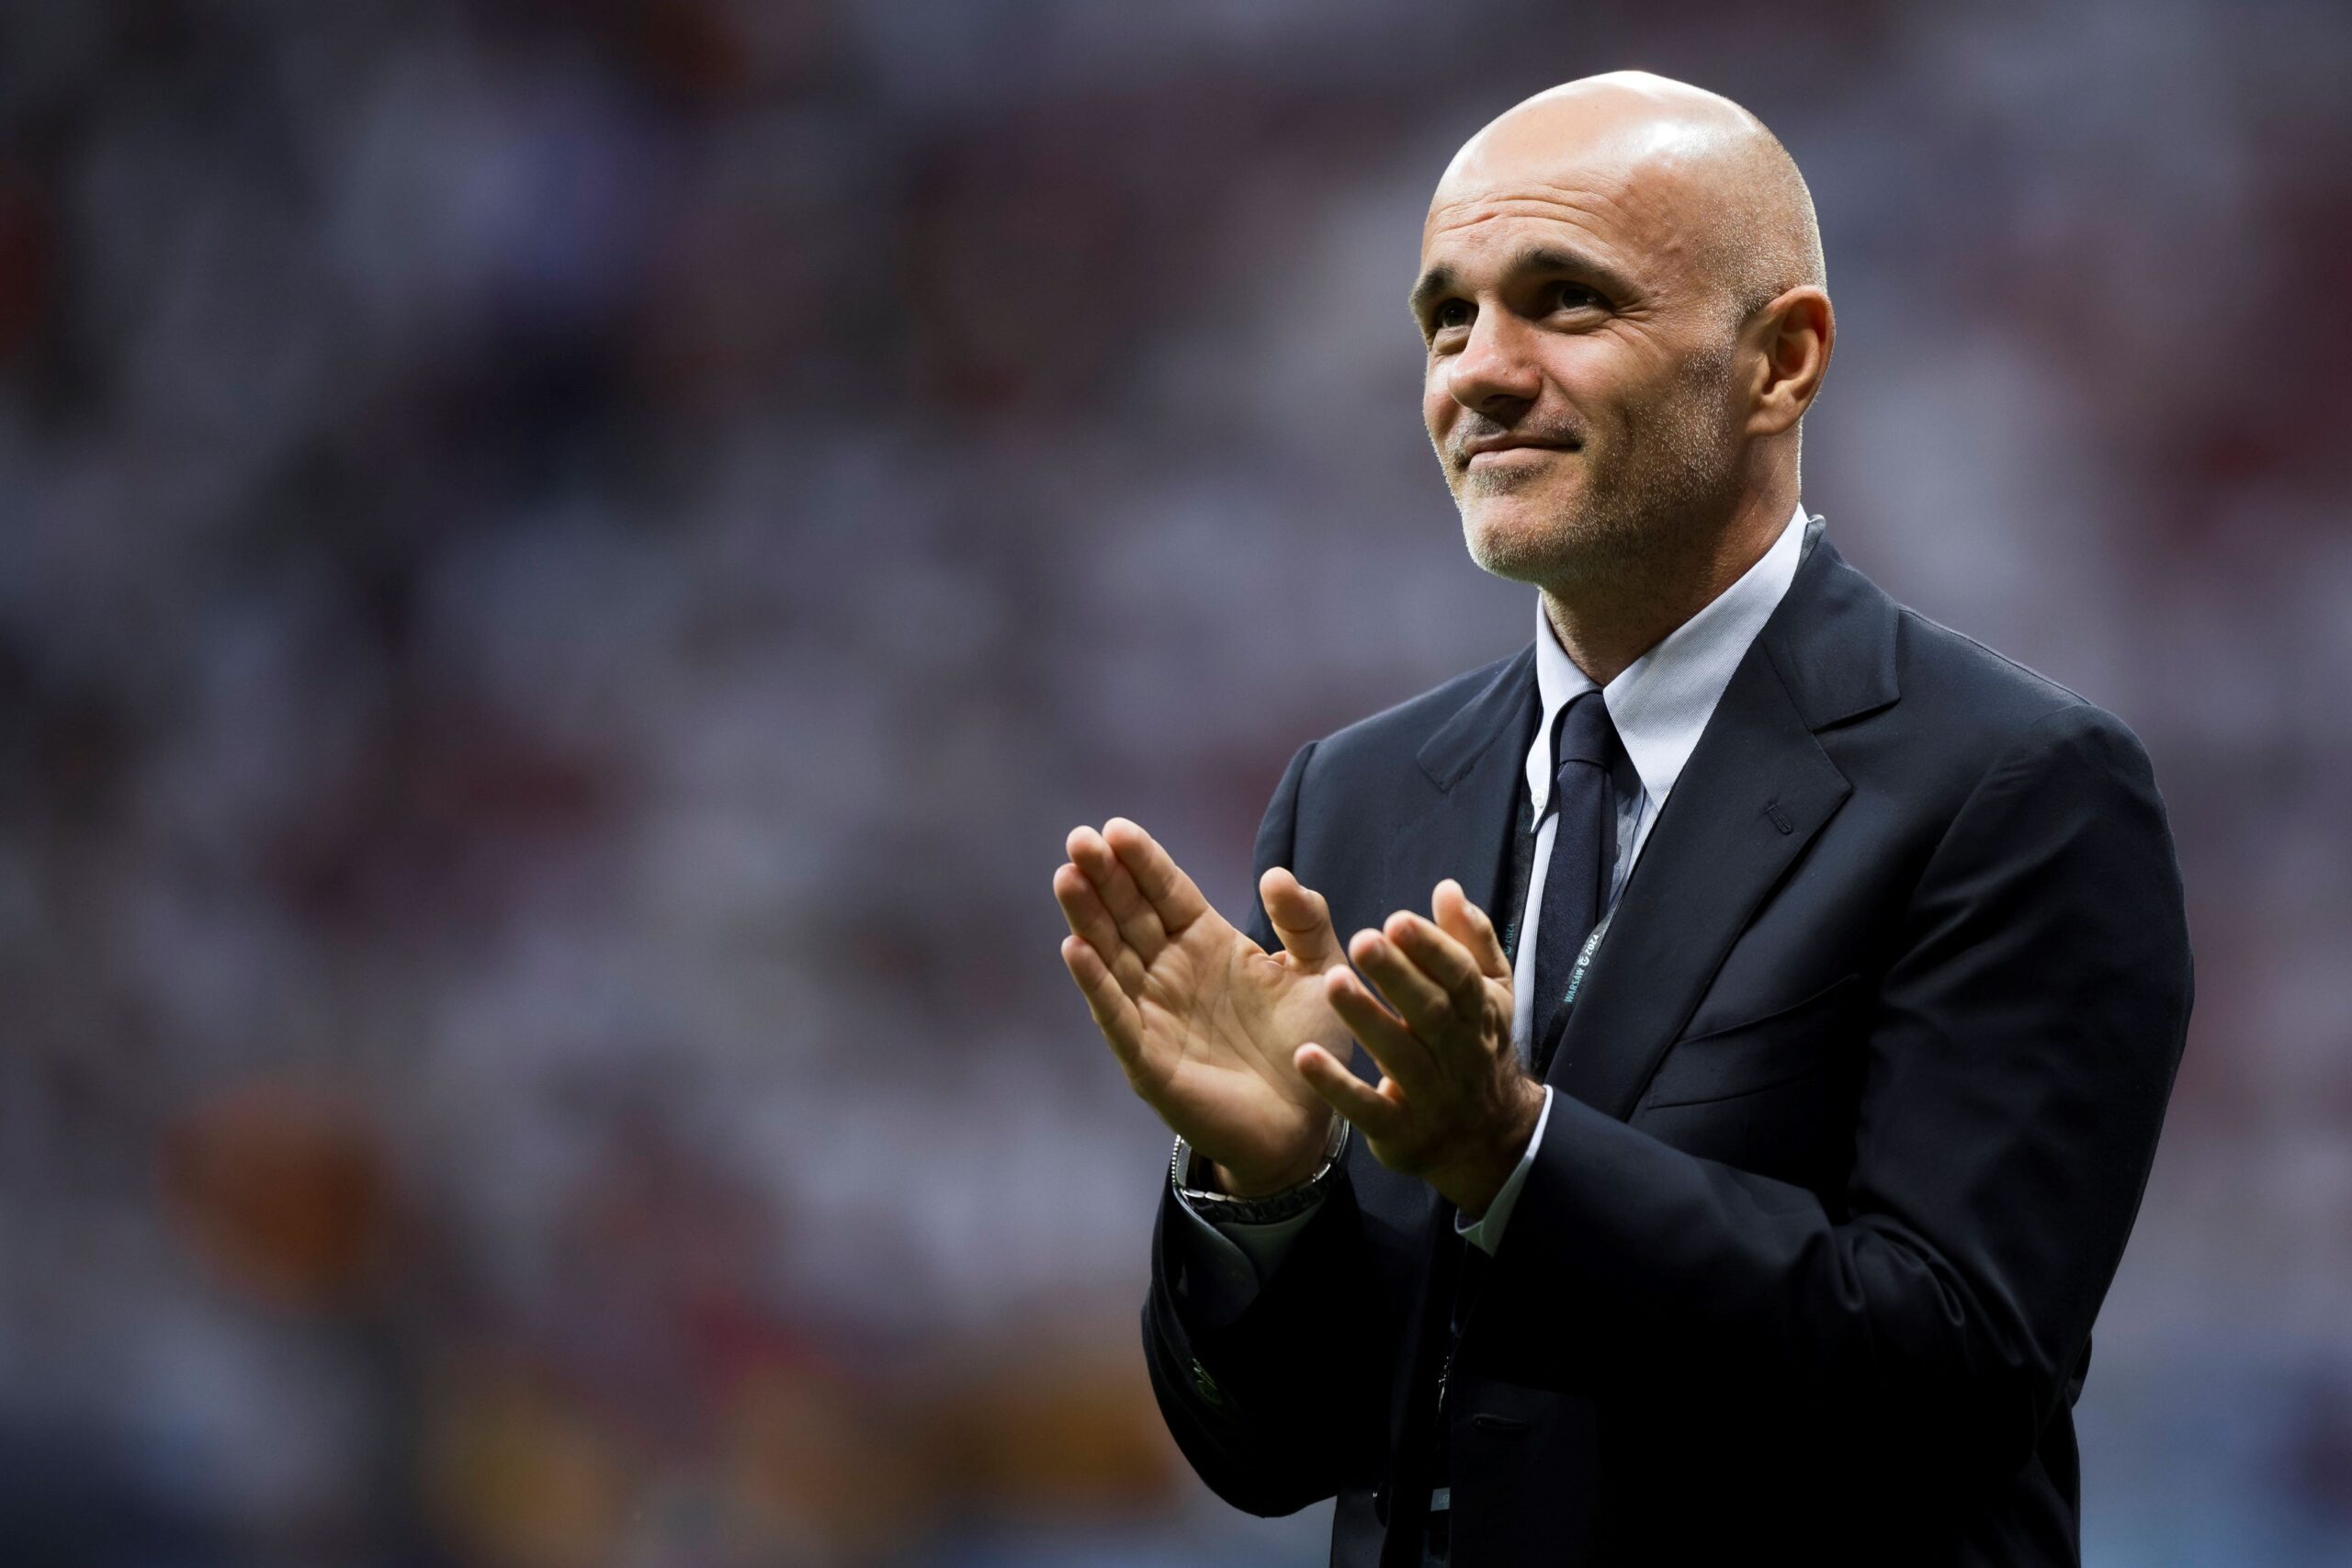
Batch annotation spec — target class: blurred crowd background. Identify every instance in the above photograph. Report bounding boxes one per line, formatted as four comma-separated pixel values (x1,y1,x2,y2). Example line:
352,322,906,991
2,1,2347,1564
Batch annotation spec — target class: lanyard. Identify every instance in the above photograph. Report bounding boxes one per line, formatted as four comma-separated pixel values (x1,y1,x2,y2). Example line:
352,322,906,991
1560,908,1612,1015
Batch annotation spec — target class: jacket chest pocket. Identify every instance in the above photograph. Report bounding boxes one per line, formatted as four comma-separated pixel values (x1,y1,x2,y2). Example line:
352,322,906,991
1633,972,1866,1190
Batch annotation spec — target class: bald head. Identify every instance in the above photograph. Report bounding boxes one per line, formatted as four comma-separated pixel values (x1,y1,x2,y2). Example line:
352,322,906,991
1414,71,1836,645
1431,71,1825,325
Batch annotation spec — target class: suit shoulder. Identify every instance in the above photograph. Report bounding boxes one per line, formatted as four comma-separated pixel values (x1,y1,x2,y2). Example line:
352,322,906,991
1894,605,2111,735
1888,605,2157,794
1306,648,1524,769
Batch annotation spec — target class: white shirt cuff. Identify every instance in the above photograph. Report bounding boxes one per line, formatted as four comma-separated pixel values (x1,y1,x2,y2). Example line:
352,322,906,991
1454,1086,1553,1255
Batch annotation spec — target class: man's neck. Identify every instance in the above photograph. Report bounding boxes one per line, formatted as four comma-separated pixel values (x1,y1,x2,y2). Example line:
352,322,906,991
1539,486,1796,687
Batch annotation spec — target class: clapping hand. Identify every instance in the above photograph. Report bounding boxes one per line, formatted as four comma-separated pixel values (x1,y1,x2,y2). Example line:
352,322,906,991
1296,878,1545,1220
1053,818,1351,1196
1056,818,1544,1216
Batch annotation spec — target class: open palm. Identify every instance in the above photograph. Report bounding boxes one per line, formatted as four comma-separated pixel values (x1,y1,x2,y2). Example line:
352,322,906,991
1055,818,1353,1194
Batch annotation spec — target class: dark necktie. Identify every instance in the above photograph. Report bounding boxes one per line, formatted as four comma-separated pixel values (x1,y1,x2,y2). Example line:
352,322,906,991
1531,689,1622,1068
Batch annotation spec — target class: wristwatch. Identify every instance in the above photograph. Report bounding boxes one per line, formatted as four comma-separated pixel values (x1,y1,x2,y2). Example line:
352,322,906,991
1171,1114,1350,1224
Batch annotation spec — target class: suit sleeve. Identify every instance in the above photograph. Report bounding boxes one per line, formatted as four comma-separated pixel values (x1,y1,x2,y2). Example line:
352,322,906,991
1164,1176,1333,1331
1468,703,2194,1483
1140,739,1391,1516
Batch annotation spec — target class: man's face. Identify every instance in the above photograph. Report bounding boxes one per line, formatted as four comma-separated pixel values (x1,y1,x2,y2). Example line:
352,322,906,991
1415,141,1747,588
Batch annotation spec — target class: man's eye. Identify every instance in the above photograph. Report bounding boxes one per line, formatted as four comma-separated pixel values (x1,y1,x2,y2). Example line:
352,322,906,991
1555,283,1603,311
1433,299,1473,332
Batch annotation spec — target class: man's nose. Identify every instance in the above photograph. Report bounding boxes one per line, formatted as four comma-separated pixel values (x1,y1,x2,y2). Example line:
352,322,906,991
1446,310,1542,420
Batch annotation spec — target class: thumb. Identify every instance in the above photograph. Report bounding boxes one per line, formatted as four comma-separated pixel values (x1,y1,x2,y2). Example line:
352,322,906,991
1261,866,1345,971
1434,878,1512,983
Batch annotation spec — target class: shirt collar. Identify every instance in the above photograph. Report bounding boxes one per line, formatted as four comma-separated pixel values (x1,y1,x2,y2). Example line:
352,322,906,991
1528,499,1808,818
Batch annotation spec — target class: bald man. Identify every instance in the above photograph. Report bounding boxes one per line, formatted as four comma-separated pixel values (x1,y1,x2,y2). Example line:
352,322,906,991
1053,73,2189,1567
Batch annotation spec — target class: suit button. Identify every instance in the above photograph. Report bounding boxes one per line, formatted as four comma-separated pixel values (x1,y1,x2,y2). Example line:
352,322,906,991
1189,1359,1227,1408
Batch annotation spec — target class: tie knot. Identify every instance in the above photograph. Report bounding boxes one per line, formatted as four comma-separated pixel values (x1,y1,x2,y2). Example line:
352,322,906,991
1553,689,1620,775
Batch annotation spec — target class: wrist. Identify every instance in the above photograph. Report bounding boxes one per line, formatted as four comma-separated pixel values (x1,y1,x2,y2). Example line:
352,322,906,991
1173,1115,1347,1224
1207,1116,1339,1198
1437,1077,1546,1220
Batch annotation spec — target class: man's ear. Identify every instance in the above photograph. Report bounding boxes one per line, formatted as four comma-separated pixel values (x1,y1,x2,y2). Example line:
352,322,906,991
1744,286,1834,438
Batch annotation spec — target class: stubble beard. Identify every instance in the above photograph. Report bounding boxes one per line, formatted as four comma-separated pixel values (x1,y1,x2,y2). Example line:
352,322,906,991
1453,344,1745,596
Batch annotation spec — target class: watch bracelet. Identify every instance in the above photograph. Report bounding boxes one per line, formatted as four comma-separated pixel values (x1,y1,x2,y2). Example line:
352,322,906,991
1170,1115,1348,1224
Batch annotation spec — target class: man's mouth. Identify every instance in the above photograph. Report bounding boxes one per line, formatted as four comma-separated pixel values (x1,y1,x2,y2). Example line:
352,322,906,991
1460,436,1578,468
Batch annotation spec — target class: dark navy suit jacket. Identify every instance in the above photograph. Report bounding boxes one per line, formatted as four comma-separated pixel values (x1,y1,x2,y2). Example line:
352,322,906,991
1142,526,2193,1566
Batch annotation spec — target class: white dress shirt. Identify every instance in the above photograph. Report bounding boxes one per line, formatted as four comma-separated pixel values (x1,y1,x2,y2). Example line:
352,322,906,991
1170,502,1810,1313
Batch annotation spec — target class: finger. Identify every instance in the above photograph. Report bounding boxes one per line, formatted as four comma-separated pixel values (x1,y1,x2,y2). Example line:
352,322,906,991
1102,818,1213,937
1061,934,1148,1078
1295,1043,1407,1143
1350,923,1457,1045
1385,904,1485,1018
1261,866,1345,969
1324,964,1436,1094
1066,824,1170,962
1434,878,1513,983
1052,862,1148,998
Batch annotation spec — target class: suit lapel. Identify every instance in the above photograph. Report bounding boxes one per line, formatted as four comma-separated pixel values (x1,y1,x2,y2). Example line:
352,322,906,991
1540,647,1849,1117
1541,532,1900,1121
1385,643,1542,998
